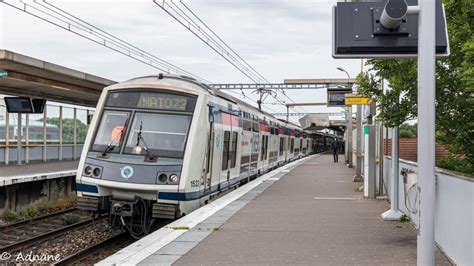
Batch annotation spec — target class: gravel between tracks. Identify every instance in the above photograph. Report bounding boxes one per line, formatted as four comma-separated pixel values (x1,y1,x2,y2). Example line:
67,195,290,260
4,219,113,264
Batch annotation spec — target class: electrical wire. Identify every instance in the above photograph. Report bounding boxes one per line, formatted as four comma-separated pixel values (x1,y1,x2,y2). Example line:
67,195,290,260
153,0,301,113
0,0,210,83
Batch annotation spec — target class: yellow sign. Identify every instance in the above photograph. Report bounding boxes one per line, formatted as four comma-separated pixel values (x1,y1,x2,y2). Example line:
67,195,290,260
345,97,370,105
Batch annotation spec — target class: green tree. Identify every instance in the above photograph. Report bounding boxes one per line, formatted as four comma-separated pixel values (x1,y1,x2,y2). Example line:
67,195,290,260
42,117,88,143
356,0,473,174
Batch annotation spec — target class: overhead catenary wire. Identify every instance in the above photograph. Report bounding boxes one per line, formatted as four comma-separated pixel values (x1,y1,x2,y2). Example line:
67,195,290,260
178,0,269,84
153,0,307,113
179,0,304,109
40,0,210,83
153,0,264,84
175,2,305,110
1,0,211,83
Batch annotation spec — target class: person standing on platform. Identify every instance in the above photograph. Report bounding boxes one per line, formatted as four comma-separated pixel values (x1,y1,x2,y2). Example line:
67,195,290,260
331,138,339,163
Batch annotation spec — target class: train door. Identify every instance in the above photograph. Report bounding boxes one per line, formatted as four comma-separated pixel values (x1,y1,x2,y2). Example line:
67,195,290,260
203,106,221,199
202,120,214,194
209,110,224,194
219,112,239,190
249,121,260,177
259,124,269,172
228,115,240,186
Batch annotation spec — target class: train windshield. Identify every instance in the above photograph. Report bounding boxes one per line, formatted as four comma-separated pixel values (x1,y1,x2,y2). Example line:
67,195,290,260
124,112,191,158
92,111,130,152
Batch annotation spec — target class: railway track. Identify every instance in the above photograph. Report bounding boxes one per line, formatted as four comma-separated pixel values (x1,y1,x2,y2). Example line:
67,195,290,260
0,209,93,253
53,232,132,265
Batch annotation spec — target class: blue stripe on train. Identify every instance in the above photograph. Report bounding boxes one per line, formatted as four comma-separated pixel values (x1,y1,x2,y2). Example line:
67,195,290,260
158,177,240,201
77,183,99,193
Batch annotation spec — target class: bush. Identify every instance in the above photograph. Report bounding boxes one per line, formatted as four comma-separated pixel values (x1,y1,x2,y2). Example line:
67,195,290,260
399,129,415,138
3,210,22,222
37,196,77,213
23,204,39,219
437,155,474,176
62,213,82,225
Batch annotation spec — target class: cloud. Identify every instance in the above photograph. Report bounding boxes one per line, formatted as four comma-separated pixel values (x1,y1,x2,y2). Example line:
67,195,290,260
0,0,360,122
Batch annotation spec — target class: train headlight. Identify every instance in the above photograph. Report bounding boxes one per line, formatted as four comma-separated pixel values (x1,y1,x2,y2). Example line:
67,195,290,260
93,167,102,177
84,166,93,175
158,174,167,183
169,174,179,183
132,145,142,154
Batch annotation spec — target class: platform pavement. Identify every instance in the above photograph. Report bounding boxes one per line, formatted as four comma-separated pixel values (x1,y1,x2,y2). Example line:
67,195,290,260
134,154,451,265
0,160,78,186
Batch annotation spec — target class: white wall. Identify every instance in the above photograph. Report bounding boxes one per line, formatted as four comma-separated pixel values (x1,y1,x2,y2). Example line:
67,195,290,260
384,157,473,265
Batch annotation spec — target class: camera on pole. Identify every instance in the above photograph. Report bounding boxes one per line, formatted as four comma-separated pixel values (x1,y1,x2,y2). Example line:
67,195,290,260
380,0,408,29
332,0,449,58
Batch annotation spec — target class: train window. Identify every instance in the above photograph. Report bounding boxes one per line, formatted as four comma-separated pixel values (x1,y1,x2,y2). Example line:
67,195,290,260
280,138,285,156
261,135,268,160
124,112,191,158
91,111,130,152
290,138,295,153
206,129,213,174
222,131,230,170
300,140,303,150
230,132,238,168
265,136,269,159
252,122,259,132
243,120,252,131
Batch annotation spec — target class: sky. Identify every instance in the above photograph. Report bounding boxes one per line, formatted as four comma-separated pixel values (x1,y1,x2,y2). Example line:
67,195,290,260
0,0,363,123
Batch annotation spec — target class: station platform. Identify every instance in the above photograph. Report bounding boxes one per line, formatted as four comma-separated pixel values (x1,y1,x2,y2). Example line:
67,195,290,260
0,160,78,187
101,154,451,265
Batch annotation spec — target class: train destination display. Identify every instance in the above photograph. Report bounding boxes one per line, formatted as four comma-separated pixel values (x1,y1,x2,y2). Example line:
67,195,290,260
137,93,187,111
106,91,196,112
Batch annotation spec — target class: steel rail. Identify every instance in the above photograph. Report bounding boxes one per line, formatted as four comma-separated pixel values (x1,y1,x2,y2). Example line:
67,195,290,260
0,208,76,231
53,233,129,266
0,215,106,253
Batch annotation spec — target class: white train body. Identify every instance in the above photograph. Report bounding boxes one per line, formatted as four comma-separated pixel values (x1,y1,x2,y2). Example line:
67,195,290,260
76,75,313,235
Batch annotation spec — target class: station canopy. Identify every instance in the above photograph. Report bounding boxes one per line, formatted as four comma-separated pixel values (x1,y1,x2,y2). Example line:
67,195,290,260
0,49,116,107
299,114,351,132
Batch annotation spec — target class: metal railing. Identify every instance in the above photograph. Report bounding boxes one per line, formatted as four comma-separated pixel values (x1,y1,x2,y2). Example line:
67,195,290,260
0,99,94,164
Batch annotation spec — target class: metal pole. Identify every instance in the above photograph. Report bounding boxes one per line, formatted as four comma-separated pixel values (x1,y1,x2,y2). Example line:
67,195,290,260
5,108,9,165
286,105,289,123
379,120,384,195
382,124,403,220
417,0,436,264
25,113,29,164
356,105,362,178
348,106,353,168
345,107,350,163
17,113,22,165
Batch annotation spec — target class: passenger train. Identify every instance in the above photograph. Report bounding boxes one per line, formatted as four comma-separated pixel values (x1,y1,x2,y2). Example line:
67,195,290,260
76,74,319,237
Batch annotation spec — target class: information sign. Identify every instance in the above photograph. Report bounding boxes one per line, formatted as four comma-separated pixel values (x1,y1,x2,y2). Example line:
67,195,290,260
345,96,370,105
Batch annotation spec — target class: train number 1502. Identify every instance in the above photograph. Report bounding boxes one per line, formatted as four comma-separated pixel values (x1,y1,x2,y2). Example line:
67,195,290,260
190,180,200,188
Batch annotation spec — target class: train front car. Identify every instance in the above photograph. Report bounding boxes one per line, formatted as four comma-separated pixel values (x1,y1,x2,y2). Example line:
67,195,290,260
76,75,209,238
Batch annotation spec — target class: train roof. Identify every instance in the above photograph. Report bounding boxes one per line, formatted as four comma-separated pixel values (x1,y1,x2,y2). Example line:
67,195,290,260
121,74,302,130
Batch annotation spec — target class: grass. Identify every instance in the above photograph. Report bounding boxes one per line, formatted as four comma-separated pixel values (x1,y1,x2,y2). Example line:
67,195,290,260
400,214,411,223
62,213,82,225
171,226,190,230
2,196,77,223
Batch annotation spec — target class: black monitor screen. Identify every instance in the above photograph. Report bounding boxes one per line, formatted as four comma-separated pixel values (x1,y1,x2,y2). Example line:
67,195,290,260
32,99,46,113
4,97,33,113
